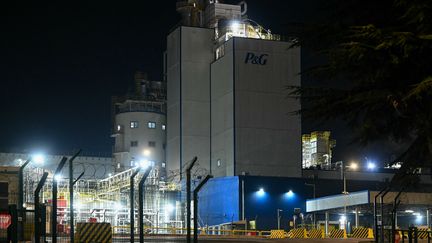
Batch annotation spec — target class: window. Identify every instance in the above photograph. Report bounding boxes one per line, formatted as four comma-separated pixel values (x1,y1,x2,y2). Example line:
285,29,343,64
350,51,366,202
130,160,135,166
217,159,221,167
131,141,138,147
117,163,121,169
117,125,121,131
161,162,166,168
148,122,156,129
148,141,156,147
130,121,139,128
162,124,166,130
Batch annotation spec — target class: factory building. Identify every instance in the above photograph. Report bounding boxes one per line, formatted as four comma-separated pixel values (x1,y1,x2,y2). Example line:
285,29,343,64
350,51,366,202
302,131,336,169
167,0,301,180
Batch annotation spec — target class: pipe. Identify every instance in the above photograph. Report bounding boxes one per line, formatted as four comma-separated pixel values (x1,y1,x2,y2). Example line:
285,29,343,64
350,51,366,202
139,167,152,243
34,172,48,243
186,157,198,243
193,175,212,243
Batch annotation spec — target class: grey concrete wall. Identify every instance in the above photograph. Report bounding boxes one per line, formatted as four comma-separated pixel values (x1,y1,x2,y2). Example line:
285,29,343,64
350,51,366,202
233,38,301,177
211,37,301,178
211,41,235,177
166,26,214,181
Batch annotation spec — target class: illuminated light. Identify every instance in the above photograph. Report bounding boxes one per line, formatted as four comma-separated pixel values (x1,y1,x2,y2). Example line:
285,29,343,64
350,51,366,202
143,149,151,156
165,204,175,213
108,173,112,177
367,162,376,170
257,188,265,196
33,154,45,165
349,162,358,170
339,215,347,222
139,160,151,169
230,20,241,31
286,190,294,197
54,175,62,181
75,202,82,209
114,202,122,210
405,210,414,213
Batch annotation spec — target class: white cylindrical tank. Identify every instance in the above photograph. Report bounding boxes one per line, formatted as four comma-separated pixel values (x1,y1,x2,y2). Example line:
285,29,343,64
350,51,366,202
112,100,167,178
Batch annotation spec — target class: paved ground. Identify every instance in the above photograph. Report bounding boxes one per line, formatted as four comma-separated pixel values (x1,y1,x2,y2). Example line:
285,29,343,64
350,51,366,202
112,236,376,243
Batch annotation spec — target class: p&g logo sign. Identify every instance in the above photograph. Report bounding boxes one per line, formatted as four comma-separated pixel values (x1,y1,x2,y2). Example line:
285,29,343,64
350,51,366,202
244,52,268,65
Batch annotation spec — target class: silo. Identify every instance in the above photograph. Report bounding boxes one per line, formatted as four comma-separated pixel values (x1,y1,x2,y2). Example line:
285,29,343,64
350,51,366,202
112,72,167,180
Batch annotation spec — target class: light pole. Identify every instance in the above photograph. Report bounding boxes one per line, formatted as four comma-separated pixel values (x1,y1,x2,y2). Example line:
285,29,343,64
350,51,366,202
335,161,358,230
277,209,283,230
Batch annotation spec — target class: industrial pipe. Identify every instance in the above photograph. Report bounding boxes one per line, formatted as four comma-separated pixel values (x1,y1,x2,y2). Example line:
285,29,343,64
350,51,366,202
69,149,81,243
139,167,152,243
51,157,68,243
193,175,213,243
34,172,48,243
186,157,198,243
130,168,141,242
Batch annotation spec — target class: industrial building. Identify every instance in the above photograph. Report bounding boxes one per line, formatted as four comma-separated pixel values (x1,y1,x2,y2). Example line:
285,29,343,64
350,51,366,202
302,131,336,169
167,0,301,180
1,0,432,237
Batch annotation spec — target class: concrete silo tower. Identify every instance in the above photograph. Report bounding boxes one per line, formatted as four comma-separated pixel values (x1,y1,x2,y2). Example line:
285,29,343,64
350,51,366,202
111,72,167,179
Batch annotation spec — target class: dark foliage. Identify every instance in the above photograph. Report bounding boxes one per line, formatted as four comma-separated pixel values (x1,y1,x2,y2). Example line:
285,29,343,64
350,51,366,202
289,0,432,184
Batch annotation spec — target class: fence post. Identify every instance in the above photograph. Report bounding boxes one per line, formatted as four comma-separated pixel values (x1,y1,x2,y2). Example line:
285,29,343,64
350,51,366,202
69,150,81,243
51,157,68,243
139,167,152,243
186,157,198,243
34,172,49,243
18,159,31,241
130,168,140,242
193,175,213,243
9,204,18,243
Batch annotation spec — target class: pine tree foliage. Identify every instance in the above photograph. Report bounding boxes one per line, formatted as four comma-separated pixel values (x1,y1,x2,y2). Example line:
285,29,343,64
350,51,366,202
289,0,432,181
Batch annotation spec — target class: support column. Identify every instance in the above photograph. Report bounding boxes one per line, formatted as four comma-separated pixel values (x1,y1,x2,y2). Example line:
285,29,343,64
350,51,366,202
427,209,430,229
325,211,329,236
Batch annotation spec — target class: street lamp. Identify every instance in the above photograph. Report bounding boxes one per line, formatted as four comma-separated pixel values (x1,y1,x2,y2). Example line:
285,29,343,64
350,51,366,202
277,209,283,230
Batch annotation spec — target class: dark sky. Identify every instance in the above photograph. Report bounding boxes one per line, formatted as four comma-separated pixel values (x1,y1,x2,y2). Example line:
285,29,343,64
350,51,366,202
0,1,395,164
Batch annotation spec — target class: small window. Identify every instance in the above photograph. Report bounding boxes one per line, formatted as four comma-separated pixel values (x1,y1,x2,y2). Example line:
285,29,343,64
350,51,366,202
217,159,221,167
161,162,166,168
130,160,135,166
148,141,156,147
117,125,121,131
162,124,166,130
131,141,138,147
148,122,156,129
130,121,139,128
117,163,121,169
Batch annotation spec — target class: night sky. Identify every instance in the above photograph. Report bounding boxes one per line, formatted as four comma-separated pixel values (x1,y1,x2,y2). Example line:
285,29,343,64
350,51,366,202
1,1,395,164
